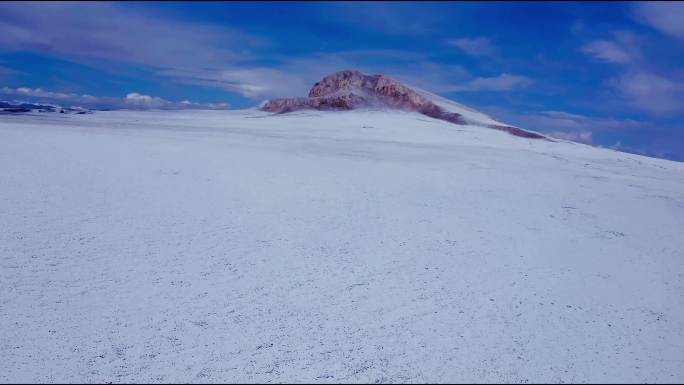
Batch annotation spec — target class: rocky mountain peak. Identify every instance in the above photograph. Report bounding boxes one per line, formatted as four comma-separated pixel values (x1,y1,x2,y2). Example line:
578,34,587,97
260,70,546,139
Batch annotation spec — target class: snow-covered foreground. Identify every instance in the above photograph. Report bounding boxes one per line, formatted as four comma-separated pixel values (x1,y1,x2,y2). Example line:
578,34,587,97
1,109,683,383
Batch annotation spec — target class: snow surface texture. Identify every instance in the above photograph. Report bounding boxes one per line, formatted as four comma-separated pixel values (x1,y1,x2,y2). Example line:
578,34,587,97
1,109,684,383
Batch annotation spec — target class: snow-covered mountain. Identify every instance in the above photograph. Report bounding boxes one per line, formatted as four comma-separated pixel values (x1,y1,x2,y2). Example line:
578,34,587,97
1,95,683,382
0,100,92,114
261,70,545,139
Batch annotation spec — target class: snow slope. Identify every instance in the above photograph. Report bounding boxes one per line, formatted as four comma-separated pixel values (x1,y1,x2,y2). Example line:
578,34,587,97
410,85,504,126
1,109,683,383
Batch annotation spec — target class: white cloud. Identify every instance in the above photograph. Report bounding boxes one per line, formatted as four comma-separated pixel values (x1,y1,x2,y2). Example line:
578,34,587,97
0,2,266,98
161,50,471,100
633,2,684,41
578,29,683,116
581,31,641,65
125,93,155,102
446,37,495,56
124,92,168,108
0,86,229,110
529,110,641,131
160,67,310,100
547,130,594,143
582,40,631,64
482,108,646,145
0,3,263,70
1,87,100,102
0,3,523,102
451,74,532,92
612,71,684,115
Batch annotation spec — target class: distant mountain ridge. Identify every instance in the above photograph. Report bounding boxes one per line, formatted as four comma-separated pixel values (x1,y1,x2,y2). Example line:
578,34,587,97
0,101,92,114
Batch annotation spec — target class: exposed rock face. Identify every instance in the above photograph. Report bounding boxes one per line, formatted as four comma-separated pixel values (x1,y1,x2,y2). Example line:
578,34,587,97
261,70,545,139
262,70,438,114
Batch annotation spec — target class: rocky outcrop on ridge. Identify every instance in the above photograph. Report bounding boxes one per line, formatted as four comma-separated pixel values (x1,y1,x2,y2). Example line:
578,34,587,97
260,70,545,139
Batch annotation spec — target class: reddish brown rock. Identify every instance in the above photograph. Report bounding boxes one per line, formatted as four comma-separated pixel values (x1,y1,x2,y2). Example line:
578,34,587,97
262,70,439,115
261,70,545,139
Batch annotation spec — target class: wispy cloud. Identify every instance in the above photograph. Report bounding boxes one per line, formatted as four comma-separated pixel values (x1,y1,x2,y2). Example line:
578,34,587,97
582,40,631,64
484,108,645,145
0,2,467,102
578,29,684,117
521,110,642,132
446,37,495,56
633,2,684,41
0,86,229,110
158,50,472,100
581,30,641,65
547,130,594,143
0,2,534,103
0,2,268,99
451,74,533,92
611,71,684,116
160,67,311,100
1,87,102,103
479,105,684,160
0,3,263,70
0,65,19,79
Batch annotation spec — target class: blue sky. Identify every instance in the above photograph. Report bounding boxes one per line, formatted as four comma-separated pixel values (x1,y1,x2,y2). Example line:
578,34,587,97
1,2,683,160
